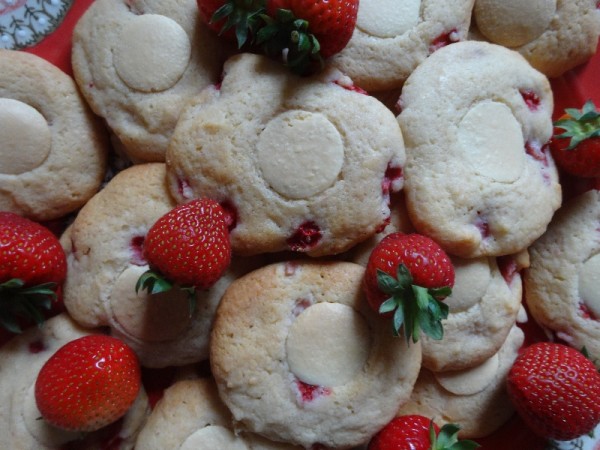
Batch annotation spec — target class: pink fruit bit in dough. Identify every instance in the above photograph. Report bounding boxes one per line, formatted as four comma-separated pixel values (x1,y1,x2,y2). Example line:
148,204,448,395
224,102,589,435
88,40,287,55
292,297,313,317
294,379,332,403
429,29,459,53
129,235,146,266
497,255,518,285
520,89,541,111
475,212,491,239
287,221,323,252
219,199,238,231
382,162,403,199
176,177,193,200
28,339,45,354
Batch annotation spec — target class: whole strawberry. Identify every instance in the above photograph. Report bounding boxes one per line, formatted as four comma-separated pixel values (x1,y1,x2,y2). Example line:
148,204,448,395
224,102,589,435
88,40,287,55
368,415,479,450
506,342,600,440
550,100,600,178
35,335,141,432
364,232,454,342
0,212,67,333
136,198,232,297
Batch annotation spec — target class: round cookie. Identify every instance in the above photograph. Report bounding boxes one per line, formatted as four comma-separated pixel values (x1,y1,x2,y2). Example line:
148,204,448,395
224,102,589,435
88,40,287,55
473,0,600,78
397,324,525,439
61,163,265,368
135,377,303,450
525,189,600,366
0,313,150,450
0,49,108,221
71,0,233,162
329,0,475,92
398,40,561,258
420,253,524,372
166,53,406,258
210,260,421,449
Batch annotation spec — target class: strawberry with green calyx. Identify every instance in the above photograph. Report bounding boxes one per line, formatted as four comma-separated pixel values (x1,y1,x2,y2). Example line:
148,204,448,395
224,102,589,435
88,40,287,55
364,232,454,343
198,0,266,48
35,335,141,432
506,341,600,441
0,212,67,333
135,198,232,307
368,415,480,450
550,100,600,178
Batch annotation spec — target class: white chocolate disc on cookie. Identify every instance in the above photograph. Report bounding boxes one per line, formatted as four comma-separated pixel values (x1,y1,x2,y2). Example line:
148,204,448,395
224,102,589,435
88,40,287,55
446,257,491,312
286,302,370,387
257,110,344,199
579,254,600,318
434,353,500,395
180,426,249,450
474,0,557,48
356,0,421,38
114,14,191,93
456,100,525,183
0,98,51,175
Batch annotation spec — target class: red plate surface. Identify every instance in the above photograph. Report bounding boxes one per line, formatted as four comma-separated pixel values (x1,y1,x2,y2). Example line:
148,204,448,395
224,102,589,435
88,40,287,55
4,2,600,448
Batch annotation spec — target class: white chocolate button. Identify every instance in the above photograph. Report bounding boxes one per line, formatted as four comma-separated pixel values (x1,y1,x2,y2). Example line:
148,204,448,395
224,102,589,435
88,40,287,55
113,14,191,93
257,110,344,199
110,265,192,342
457,101,525,183
445,257,491,312
474,0,556,48
179,425,250,450
23,384,81,446
356,0,421,38
0,98,51,175
579,253,600,318
286,302,370,387
434,353,499,396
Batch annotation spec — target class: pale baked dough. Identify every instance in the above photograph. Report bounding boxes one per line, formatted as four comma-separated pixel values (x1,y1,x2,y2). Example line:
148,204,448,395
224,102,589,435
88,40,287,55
71,0,233,162
0,50,107,221
398,40,561,258
473,0,600,78
398,324,524,438
135,377,303,450
61,163,265,368
166,53,406,257
210,261,421,449
330,0,475,91
525,189,600,366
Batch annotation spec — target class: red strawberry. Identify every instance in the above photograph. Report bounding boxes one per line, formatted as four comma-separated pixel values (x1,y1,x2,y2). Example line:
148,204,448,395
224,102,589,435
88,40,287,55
368,415,479,450
34,335,141,432
506,342,600,441
136,198,232,297
364,232,454,342
197,0,265,47
549,100,600,178
0,212,67,333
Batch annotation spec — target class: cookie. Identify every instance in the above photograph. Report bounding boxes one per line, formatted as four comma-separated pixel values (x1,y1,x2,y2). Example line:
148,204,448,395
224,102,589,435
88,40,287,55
0,313,150,449
135,377,302,450
473,0,600,78
398,40,561,258
525,189,600,365
421,254,525,372
210,260,421,449
329,0,475,92
397,324,524,439
166,52,406,257
0,49,108,221
71,0,232,162
61,163,265,368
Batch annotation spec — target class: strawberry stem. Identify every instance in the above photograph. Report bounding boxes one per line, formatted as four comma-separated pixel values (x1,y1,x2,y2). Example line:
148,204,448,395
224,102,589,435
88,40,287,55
0,279,56,333
377,265,450,343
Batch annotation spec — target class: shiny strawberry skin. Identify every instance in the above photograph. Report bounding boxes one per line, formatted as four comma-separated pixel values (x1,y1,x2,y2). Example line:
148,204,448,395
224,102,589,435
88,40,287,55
507,342,600,440
364,232,454,311
368,415,440,450
266,0,359,58
550,132,600,178
34,335,141,432
0,212,66,287
143,198,231,289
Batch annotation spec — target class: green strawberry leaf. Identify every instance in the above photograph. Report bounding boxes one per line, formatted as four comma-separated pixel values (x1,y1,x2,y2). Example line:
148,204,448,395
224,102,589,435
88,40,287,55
554,100,600,150
0,278,57,333
136,270,197,317
432,422,480,450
